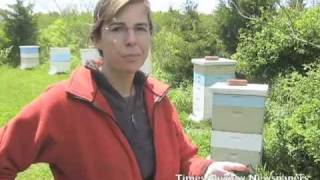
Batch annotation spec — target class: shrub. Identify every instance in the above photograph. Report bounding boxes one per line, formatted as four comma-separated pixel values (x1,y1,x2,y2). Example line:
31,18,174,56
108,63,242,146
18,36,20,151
213,0,277,55
233,7,320,83
0,0,38,66
0,47,12,66
168,80,193,115
0,26,9,49
38,13,92,64
152,10,219,87
152,30,193,87
263,62,320,178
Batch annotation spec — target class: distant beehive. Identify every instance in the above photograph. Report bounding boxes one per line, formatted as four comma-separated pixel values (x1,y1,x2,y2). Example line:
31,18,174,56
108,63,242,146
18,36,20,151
210,82,268,167
49,47,71,75
140,49,152,75
80,48,101,65
190,57,236,122
19,46,39,69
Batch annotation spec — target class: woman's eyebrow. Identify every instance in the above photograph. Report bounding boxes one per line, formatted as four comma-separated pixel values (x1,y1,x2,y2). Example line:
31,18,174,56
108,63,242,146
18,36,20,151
108,22,126,26
108,22,149,27
135,23,149,27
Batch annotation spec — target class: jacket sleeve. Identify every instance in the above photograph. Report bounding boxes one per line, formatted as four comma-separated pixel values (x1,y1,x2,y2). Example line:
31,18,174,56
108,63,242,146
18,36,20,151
0,94,55,179
167,98,214,176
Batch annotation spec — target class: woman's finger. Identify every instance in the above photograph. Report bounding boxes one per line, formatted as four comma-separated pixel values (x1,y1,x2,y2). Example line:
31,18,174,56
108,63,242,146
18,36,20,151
224,162,250,172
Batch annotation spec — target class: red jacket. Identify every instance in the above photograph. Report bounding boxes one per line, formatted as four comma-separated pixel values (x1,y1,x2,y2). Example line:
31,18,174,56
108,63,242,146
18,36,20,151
0,67,213,180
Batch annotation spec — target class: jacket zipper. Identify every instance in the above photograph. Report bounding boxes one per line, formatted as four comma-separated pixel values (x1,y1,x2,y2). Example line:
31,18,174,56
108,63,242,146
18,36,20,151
90,101,145,180
74,88,170,180
151,89,170,180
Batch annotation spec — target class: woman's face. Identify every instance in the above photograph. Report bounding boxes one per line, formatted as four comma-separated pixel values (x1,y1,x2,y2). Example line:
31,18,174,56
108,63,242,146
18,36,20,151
95,2,151,74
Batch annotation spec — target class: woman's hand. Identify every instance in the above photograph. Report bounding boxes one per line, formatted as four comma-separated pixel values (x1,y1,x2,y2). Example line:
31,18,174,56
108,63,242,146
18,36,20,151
204,161,250,178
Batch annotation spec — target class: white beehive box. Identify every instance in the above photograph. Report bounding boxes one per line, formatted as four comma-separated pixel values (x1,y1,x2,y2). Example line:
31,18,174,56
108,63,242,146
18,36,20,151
49,47,71,75
210,82,268,133
19,46,39,69
210,82,268,167
211,131,263,166
80,48,101,65
140,49,152,74
190,58,236,121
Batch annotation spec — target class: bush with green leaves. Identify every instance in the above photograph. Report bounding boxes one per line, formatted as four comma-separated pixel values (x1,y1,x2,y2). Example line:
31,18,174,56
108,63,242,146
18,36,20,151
0,22,11,63
38,13,92,64
168,81,193,115
233,7,320,83
152,10,219,87
263,62,320,178
0,47,12,66
0,0,38,66
213,0,277,56
152,29,192,87
0,25,9,49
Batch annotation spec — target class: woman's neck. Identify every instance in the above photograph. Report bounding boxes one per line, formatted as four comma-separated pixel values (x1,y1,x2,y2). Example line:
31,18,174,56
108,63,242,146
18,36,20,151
101,65,135,98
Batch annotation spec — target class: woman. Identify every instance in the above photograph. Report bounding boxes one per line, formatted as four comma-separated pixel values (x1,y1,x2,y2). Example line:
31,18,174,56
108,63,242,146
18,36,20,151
0,0,249,179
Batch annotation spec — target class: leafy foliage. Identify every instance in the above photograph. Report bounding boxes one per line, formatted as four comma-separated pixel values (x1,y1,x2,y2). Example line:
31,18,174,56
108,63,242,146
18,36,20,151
0,47,12,66
214,0,277,55
152,29,192,86
0,24,10,49
264,63,320,178
37,13,92,63
168,81,193,114
152,8,219,87
234,7,320,83
0,0,38,66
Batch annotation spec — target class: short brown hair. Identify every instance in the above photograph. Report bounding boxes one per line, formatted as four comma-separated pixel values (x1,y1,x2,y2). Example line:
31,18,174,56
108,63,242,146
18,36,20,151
90,0,153,43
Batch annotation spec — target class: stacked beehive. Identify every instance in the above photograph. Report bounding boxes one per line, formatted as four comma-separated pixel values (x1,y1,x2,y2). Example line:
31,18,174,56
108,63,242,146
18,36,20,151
49,47,71,75
190,57,236,122
80,48,101,65
210,81,268,166
19,46,39,69
140,49,152,75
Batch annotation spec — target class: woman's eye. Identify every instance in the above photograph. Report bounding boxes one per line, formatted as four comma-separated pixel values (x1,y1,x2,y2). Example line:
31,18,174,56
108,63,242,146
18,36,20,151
136,27,148,32
110,26,125,32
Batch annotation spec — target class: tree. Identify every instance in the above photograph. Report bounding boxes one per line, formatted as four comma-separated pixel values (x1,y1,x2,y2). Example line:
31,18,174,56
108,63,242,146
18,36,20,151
1,0,38,66
233,7,320,83
151,0,220,87
214,0,277,56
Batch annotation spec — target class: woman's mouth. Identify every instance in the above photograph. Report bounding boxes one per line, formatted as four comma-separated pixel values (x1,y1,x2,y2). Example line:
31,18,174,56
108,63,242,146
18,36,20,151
124,54,141,62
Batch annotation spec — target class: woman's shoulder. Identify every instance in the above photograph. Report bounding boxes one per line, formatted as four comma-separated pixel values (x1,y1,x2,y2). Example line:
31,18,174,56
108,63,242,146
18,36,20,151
145,76,170,96
36,80,71,107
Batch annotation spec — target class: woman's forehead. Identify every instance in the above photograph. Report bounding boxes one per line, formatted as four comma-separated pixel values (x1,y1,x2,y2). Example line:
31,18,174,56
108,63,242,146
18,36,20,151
108,2,149,24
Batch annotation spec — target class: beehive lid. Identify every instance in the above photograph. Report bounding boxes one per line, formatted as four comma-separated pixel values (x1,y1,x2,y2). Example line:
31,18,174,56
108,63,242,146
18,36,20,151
191,58,236,66
19,45,39,48
210,82,268,96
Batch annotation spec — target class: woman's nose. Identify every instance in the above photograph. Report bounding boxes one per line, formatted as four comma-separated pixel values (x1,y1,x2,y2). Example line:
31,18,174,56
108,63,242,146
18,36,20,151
125,29,137,46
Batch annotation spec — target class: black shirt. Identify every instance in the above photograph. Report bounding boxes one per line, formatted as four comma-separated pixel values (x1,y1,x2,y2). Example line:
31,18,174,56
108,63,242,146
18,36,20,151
89,65,155,180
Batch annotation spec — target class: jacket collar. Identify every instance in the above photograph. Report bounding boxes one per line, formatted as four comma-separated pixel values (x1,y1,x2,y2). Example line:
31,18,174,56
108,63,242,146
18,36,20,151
66,66,170,103
144,77,170,101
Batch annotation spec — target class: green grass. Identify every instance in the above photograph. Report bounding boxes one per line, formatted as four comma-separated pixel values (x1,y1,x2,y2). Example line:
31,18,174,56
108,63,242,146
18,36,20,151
0,64,69,126
16,164,53,180
0,63,68,179
179,112,211,158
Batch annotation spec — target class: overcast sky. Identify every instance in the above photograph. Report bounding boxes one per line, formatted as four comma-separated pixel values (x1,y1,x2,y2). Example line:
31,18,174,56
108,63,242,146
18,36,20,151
0,0,219,14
